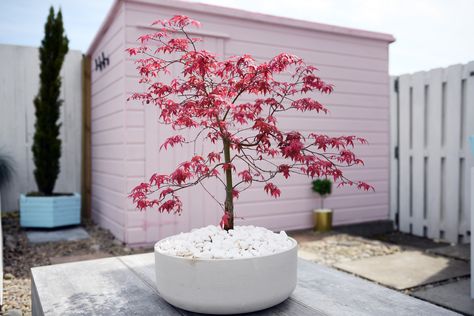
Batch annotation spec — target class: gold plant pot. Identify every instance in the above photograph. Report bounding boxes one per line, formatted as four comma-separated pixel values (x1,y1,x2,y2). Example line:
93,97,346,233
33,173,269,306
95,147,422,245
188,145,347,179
313,209,333,232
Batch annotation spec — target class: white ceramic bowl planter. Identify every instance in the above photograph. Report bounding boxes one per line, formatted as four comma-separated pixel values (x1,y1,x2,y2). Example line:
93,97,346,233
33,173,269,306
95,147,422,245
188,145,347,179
154,226,297,314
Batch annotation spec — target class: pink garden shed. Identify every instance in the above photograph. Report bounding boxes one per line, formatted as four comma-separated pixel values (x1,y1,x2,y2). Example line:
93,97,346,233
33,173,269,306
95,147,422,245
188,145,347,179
86,0,395,245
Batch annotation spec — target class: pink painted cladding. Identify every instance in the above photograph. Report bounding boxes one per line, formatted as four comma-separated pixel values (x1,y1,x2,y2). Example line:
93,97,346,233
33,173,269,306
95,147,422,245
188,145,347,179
88,0,393,245
90,1,127,241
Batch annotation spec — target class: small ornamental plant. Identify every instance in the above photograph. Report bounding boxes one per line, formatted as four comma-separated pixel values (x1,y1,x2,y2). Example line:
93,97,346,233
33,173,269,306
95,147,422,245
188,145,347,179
312,179,332,209
128,15,372,231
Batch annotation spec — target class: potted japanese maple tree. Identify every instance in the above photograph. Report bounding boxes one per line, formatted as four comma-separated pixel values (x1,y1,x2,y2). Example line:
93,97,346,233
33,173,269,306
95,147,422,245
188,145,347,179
19,7,81,228
128,15,372,314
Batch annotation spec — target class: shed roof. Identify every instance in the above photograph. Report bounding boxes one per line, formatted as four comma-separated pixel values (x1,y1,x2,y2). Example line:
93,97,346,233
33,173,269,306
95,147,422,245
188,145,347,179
87,0,395,56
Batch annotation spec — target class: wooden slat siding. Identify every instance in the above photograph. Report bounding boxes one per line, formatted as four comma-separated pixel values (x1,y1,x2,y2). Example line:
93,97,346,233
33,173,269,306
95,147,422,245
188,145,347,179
138,35,226,244
124,10,390,57
443,65,463,243
0,45,83,212
411,72,426,236
133,2,390,243
82,55,92,221
398,75,412,233
89,3,127,241
426,68,443,240
87,0,392,244
389,77,398,225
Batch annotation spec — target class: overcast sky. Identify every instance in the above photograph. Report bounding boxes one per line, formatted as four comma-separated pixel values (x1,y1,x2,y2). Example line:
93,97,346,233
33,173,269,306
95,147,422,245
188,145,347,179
1,0,473,75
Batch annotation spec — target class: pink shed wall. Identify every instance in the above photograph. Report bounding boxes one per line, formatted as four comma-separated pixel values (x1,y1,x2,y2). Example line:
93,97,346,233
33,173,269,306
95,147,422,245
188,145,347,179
89,1,127,240
88,0,394,245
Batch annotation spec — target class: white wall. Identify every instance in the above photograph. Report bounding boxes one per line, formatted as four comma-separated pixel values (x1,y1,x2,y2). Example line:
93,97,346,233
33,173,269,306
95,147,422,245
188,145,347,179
0,44,83,212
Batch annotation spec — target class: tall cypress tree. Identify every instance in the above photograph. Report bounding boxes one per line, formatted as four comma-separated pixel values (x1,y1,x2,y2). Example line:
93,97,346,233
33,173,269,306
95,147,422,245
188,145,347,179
32,7,69,196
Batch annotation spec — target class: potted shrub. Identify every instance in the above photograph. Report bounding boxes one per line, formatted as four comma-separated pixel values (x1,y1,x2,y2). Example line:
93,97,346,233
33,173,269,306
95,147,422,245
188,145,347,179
19,7,80,228
312,178,333,232
128,15,372,314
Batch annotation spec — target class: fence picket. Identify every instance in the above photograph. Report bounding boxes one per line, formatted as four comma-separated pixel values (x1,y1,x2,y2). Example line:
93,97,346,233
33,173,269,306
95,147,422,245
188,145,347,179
398,74,412,233
426,68,443,240
389,77,398,224
443,65,463,243
411,72,426,236
462,62,474,240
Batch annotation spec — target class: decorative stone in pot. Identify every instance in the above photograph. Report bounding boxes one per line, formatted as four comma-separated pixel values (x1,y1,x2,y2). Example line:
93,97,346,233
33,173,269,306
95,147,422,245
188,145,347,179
154,225,297,314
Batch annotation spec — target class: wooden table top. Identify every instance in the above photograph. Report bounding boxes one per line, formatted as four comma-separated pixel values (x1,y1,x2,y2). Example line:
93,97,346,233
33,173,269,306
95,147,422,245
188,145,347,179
31,253,458,315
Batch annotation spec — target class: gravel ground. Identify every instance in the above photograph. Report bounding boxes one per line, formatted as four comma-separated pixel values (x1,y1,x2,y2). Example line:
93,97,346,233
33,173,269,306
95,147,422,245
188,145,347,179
290,231,403,266
1,212,152,315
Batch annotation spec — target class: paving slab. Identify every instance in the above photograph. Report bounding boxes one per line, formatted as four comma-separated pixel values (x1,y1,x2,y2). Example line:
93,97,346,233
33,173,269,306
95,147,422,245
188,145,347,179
26,227,90,243
334,250,470,290
427,244,470,261
49,252,112,265
376,232,449,249
413,279,474,315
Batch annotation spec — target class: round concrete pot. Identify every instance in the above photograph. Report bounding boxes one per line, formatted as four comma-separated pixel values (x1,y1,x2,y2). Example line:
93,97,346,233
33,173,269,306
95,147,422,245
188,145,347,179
154,236,298,315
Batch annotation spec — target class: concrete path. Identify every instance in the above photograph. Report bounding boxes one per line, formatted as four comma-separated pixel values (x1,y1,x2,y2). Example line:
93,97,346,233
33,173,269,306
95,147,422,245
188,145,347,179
26,227,90,243
413,279,474,315
428,244,471,261
334,250,470,290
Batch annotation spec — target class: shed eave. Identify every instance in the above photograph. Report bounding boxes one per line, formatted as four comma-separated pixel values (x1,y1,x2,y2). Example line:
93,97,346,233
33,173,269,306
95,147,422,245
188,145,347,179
87,0,395,56
129,0,395,43
86,0,122,56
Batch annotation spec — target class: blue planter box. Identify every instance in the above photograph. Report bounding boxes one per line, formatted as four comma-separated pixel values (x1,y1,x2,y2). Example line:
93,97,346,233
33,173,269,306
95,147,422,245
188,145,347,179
20,193,81,228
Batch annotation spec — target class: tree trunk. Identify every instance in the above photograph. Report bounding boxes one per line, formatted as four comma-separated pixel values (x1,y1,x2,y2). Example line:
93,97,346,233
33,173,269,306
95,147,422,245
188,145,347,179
223,139,234,230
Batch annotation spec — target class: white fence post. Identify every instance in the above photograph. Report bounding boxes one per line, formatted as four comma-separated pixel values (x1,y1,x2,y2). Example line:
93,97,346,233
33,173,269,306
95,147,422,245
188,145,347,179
471,165,474,298
389,78,399,226
391,62,474,244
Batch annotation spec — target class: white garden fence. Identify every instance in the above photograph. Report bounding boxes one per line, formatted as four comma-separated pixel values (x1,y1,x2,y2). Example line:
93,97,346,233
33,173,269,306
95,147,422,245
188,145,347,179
0,44,83,212
390,62,474,244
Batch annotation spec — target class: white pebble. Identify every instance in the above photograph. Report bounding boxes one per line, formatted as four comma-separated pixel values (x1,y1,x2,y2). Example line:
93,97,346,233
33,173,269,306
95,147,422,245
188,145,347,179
155,225,293,259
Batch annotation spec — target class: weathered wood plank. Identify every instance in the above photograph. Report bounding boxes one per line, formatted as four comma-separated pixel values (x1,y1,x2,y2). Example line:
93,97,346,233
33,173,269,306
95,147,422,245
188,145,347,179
426,68,443,240
118,254,323,315
82,56,92,222
461,62,474,241
31,256,182,316
411,72,426,236
32,253,457,315
294,259,456,316
394,62,473,243
443,65,463,243
398,74,412,233
389,77,398,225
